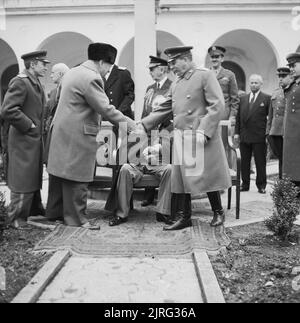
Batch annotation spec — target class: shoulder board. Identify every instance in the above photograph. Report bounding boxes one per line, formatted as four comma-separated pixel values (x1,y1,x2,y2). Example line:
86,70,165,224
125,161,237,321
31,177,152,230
17,73,28,79
197,68,209,72
118,67,127,71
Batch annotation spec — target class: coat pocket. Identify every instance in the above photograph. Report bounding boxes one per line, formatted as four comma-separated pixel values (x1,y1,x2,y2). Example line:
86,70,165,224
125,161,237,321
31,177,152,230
83,124,99,136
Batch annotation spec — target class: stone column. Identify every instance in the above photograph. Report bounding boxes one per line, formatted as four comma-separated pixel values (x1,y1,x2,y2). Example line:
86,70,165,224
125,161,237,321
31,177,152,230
134,0,157,120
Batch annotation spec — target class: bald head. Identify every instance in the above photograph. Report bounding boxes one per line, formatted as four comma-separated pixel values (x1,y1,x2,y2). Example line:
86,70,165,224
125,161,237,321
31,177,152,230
51,63,70,85
249,74,263,93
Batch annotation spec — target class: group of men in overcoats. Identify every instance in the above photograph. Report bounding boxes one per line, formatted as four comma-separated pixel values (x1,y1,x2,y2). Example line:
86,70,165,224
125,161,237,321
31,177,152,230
0,43,233,231
2,39,299,231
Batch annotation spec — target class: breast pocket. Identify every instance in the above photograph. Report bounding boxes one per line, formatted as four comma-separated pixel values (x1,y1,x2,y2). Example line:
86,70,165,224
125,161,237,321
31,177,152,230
83,124,99,136
219,77,230,92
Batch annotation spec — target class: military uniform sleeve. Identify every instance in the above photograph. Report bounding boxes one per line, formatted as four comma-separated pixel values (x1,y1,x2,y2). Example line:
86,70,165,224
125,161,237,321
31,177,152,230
84,77,136,133
235,100,241,135
266,96,274,135
118,70,135,113
199,71,225,139
229,73,240,118
0,78,33,133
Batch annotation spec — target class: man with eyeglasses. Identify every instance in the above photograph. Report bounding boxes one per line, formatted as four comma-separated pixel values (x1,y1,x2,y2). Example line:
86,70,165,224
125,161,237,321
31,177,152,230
0,51,50,229
283,53,300,192
208,46,239,122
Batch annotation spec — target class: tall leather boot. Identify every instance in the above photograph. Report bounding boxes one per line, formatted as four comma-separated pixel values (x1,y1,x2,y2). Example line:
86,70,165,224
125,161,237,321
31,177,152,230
210,209,225,227
163,211,192,231
207,191,225,227
164,194,192,231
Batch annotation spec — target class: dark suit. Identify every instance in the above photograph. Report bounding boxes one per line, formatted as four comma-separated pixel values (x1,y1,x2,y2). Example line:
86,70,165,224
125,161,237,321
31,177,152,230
235,91,271,190
105,65,135,120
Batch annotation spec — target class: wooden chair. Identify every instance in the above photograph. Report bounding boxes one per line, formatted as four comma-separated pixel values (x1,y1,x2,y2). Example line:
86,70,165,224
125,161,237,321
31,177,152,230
220,120,241,220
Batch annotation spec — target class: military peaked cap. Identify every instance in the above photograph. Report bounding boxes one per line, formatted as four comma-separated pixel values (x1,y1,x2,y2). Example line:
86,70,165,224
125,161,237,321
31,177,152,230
148,56,168,68
208,46,226,56
277,67,291,76
164,46,194,63
21,50,50,64
88,43,117,65
286,52,300,66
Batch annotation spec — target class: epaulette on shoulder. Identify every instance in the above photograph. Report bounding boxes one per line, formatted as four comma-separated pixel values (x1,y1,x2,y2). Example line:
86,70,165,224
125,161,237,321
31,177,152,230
197,67,209,72
17,73,28,79
118,66,127,71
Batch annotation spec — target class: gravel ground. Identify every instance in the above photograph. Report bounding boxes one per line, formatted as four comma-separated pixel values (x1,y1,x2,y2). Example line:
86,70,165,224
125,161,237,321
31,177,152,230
0,226,52,303
210,223,300,303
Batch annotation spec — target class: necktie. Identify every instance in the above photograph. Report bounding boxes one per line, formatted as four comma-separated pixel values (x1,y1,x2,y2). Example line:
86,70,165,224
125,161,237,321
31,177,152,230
249,93,256,111
156,82,160,90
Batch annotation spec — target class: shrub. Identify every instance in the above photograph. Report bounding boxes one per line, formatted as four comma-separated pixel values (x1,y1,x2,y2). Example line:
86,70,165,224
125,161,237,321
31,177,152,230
265,177,300,241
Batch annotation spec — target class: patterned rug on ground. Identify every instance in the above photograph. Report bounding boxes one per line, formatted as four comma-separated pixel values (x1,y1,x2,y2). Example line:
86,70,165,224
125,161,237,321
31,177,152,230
34,208,231,257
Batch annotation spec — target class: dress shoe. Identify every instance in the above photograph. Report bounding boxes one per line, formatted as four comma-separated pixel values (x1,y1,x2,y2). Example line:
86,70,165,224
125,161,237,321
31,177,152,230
109,216,128,227
258,189,266,194
240,187,250,192
163,212,192,231
210,209,225,227
156,213,174,225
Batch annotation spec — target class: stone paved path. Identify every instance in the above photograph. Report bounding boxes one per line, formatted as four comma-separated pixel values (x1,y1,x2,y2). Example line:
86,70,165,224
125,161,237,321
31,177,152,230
37,257,203,303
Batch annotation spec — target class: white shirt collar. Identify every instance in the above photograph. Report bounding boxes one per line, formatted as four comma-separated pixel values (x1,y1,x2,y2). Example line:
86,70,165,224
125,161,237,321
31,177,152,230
157,76,168,89
250,90,260,101
105,64,115,81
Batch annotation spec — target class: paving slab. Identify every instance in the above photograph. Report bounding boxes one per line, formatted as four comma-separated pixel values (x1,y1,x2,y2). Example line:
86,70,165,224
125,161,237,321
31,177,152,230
37,257,203,304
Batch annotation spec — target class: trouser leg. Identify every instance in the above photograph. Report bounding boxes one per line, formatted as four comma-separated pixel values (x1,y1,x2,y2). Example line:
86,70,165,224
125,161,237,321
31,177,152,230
29,190,45,217
7,191,35,223
171,193,192,216
207,191,223,212
46,175,64,221
152,165,172,216
62,179,89,227
253,142,267,190
240,142,253,189
116,164,143,219
268,136,283,179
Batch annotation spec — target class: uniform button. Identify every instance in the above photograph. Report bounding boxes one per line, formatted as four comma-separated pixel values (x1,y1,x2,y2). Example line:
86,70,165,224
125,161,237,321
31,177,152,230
174,114,177,117
110,92,113,95
188,110,192,114
187,95,191,99
190,125,193,129
292,109,296,113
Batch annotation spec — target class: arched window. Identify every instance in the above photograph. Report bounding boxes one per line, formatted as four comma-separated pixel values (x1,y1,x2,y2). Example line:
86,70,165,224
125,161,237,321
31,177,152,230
1,64,19,102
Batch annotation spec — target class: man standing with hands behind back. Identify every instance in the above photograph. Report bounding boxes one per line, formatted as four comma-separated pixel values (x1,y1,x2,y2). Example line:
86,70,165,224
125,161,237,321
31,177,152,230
46,43,136,230
0,51,50,229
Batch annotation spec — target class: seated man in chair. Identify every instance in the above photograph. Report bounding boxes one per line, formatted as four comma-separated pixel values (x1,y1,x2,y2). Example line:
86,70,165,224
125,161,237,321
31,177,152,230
105,122,173,227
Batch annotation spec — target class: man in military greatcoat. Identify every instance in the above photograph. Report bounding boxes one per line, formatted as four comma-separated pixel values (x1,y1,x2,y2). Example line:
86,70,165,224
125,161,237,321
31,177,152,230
283,53,300,191
0,51,50,229
267,67,292,179
138,46,231,230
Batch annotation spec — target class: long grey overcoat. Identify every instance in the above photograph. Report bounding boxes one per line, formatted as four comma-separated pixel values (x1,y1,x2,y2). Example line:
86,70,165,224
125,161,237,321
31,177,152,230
47,61,136,183
283,76,300,181
0,70,46,193
142,66,232,196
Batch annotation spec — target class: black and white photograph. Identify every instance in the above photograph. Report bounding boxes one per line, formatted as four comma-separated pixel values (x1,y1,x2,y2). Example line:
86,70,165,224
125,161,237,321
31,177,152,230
0,0,300,306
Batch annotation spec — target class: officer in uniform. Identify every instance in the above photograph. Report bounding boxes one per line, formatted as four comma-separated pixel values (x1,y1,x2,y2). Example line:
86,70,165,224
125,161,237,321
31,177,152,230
104,58,135,120
208,46,239,121
283,53,300,190
139,46,231,230
0,51,50,229
141,55,173,207
267,67,292,179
